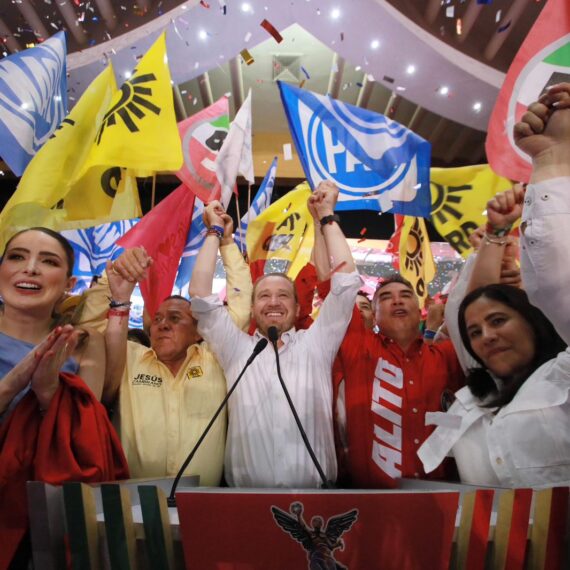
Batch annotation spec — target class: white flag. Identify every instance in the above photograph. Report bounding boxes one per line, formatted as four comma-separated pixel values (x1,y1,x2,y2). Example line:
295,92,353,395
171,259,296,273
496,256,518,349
215,89,254,208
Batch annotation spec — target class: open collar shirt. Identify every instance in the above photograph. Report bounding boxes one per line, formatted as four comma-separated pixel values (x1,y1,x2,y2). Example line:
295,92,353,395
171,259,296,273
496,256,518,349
191,271,361,488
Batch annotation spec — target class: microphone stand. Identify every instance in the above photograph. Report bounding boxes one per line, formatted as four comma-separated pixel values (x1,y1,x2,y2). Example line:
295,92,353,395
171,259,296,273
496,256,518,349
167,338,269,507
268,326,333,489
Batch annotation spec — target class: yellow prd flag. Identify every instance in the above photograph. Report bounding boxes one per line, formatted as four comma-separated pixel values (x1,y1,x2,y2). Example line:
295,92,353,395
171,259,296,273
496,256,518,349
398,216,435,308
246,182,314,277
78,32,183,177
0,65,117,249
430,164,512,258
59,170,142,231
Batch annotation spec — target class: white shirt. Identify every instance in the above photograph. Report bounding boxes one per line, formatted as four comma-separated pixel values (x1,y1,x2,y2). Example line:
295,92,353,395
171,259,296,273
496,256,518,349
520,177,570,345
418,350,570,487
191,271,361,488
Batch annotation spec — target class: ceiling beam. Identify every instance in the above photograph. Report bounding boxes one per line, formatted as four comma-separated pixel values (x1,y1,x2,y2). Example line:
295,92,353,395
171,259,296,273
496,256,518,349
428,117,449,148
0,18,22,53
457,0,484,43
56,0,88,46
424,0,442,25
93,0,118,32
228,57,244,113
326,53,345,99
197,72,213,108
384,93,401,119
444,127,472,164
172,85,188,121
484,0,532,61
407,105,426,132
16,0,50,42
356,74,375,109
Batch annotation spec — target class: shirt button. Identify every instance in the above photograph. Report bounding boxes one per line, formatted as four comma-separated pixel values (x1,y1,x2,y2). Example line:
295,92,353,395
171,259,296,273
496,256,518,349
496,457,503,465
414,472,420,478
414,438,420,444
524,198,531,205
409,380,414,385
541,194,549,201
412,407,418,414
405,358,410,362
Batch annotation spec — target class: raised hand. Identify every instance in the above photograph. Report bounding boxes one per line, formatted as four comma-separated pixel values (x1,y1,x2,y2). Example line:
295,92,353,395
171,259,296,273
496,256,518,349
486,185,525,231
107,247,152,303
203,200,226,229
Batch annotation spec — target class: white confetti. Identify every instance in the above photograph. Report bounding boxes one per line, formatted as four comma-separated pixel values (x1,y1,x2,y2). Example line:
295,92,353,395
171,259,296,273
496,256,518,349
283,143,293,161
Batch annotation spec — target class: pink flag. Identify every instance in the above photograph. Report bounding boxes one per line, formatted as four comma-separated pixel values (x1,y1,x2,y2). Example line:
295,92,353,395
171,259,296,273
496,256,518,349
486,0,570,182
176,97,230,203
118,184,195,317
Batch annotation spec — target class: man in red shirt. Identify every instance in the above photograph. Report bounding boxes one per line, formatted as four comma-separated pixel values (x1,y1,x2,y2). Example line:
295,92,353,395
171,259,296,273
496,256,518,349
336,274,463,488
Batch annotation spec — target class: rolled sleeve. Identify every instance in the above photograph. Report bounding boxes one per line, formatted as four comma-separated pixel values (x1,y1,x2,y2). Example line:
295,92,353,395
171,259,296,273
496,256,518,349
220,243,252,331
192,294,244,370
521,177,570,345
306,271,362,362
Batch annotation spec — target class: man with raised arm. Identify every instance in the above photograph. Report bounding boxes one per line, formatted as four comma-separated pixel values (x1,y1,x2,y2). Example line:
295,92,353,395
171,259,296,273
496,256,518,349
189,181,361,488
101,215,252,482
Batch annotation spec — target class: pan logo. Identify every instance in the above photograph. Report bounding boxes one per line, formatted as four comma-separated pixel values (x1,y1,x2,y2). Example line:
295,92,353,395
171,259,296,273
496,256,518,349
302,97,416,202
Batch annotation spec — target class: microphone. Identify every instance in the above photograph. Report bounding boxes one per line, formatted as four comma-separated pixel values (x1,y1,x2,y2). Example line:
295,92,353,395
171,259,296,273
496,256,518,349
267,326,333,489
167,337,269,507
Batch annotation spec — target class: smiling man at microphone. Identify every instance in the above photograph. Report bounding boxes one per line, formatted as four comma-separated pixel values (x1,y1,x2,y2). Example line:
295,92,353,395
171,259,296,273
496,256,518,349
190,181,361,488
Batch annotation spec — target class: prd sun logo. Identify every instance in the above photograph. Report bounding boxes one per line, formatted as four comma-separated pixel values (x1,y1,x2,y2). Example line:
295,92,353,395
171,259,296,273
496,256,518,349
95,72,160,144
430,183,471,225
404,218,425,278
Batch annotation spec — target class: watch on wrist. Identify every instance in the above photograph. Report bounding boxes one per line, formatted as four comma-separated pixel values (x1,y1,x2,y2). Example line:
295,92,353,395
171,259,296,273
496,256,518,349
319,214,340,227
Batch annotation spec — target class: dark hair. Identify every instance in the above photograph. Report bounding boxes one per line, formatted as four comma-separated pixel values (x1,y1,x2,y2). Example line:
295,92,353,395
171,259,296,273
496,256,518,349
163,294,191,306
357,290,371,302
2,227,75,277
373,274,414,304
252,272,299,303
128,328,151,347
458,284,566,407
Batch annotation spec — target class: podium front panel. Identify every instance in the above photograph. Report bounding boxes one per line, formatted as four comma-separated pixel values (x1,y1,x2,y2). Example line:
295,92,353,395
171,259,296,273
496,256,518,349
176,489,459,570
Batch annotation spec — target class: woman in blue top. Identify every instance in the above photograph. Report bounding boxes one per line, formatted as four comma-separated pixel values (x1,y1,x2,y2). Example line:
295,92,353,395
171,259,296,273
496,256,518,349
0,227,105,418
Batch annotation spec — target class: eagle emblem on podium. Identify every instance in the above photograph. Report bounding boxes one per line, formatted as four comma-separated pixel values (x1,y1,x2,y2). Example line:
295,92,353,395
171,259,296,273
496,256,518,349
271,501,359,570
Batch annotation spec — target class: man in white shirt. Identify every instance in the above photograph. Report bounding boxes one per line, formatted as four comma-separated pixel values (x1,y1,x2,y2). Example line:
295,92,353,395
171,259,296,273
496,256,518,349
189,181,361,488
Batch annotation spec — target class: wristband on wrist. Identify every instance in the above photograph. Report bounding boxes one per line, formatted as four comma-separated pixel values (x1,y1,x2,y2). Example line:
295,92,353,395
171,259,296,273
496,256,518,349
485,222,512,237
210,224,224,236
319,214,340,227
109,299,132,308
108,308,130,318
423,329,437,340
483,233,507,246
206,227,223,240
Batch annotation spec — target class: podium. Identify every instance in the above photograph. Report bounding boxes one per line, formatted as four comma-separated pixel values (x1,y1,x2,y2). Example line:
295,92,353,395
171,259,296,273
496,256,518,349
27,479,570,569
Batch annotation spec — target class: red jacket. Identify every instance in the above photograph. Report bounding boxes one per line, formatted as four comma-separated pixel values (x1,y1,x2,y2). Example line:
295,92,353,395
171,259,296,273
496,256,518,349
337,309,463,488
0,373,129,569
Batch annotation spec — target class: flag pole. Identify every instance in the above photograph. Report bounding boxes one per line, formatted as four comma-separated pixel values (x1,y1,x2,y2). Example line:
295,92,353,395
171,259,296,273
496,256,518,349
235,194,244,255
151,173,157,209
247,183,252,218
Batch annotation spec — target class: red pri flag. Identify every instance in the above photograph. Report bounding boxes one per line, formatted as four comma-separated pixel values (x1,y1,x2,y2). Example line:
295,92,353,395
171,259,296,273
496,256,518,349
117,184,195,317
176,96,230,203
386,214,404,271
486,0,570,182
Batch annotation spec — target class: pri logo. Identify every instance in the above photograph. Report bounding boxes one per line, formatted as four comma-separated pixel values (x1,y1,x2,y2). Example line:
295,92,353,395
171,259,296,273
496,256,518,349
271,501,358,570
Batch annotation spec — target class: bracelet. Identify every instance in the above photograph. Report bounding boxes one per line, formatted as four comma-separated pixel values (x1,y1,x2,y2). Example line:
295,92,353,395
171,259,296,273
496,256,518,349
483,233,507,246
109,299,132,308
209,224,224,236
206,227,223,240
319,214,340,227
108,308,130,318
485,222,512,237
423,329,437,340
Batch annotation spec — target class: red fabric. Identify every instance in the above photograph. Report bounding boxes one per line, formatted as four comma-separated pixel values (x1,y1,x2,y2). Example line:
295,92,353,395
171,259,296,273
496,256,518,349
0,373,129,569
118,183,195,318
386,215,404,271
293,262,317,330
338,309,464,488
485,0,569,183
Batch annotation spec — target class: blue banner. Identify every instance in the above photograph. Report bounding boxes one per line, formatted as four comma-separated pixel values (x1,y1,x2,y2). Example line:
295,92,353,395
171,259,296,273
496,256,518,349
0,32,67,176
62,219,142,328
278,81,431,217
175,197,207,292
234,156,277,252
